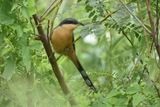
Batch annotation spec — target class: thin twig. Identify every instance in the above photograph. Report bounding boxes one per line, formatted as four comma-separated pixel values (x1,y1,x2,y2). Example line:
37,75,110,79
151,80,160,98
41,0,62,22
146,0,157,45
47,20,50,41
138,63,160,98
106,0,160,98
146,0,160,59
149,40,154,54
50,4,61,32
156,0,159,46
108,12,134,47
136,1,151,56
40,0,57,20
119,0,151,34
146,0,154,29
74,36,81,43
138,64,147,84
99,10,119,24
121,30,134,47
46,0,62,19
30,17,36,35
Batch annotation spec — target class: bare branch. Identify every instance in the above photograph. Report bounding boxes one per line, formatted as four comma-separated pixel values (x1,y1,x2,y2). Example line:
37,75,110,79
40,0,62,21
32,14,77,106
156,0,159,45
40,0,57,20
47,20,50,41
146,0,155,29
146,0,160,59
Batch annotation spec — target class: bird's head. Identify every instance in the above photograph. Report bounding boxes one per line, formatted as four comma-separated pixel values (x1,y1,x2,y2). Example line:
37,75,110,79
59,18,84,30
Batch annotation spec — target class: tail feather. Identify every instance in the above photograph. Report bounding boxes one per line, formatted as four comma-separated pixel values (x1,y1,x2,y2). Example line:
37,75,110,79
75,59,97,92
68,51,97,92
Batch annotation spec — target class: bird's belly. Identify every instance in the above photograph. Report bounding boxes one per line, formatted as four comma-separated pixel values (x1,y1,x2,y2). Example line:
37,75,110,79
51,30,72,54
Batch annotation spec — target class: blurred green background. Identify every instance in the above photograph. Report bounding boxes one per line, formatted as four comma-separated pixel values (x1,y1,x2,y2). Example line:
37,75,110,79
0,0,160,107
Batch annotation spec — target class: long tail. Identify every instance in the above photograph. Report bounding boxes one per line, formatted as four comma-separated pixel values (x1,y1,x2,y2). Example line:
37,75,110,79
68,51,97,92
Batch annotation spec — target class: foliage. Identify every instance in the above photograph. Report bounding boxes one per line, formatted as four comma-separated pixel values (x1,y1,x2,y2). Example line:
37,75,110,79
0,0,160,107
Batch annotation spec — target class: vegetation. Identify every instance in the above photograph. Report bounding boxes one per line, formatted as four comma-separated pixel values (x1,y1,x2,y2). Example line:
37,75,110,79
0,0,160,107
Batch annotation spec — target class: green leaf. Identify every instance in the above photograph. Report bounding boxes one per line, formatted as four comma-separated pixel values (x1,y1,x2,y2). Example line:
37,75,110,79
88,0,97,7
27,0,36,15
0,14,15,25
22,46,31,71
92,15,97,22
2,55,16,80
91,102,108,107
0,0,15,25
11,3,19,12
132,93,144,107
21,6,30,19
126,83,141,94
0,31,5,45
106,97,128,107
15,25,23,37
89,10,95,18
85,5,93,12
107,90,121,98
78,0,82,2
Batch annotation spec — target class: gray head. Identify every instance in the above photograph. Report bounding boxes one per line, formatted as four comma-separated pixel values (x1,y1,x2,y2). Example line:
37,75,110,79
59,18,84,26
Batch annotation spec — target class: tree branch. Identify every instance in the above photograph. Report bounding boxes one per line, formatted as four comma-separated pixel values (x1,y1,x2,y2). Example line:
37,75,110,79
32,14,77,106
146,0,160,59
156,0,159,47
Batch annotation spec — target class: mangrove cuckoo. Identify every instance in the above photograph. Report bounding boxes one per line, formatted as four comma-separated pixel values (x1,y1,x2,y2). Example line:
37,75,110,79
50,18,97,92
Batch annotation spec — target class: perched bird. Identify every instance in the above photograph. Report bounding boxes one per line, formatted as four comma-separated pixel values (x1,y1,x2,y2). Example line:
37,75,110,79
50,18,97,92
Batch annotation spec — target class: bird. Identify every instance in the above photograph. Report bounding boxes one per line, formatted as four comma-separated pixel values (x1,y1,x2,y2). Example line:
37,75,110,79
50,18,97,92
